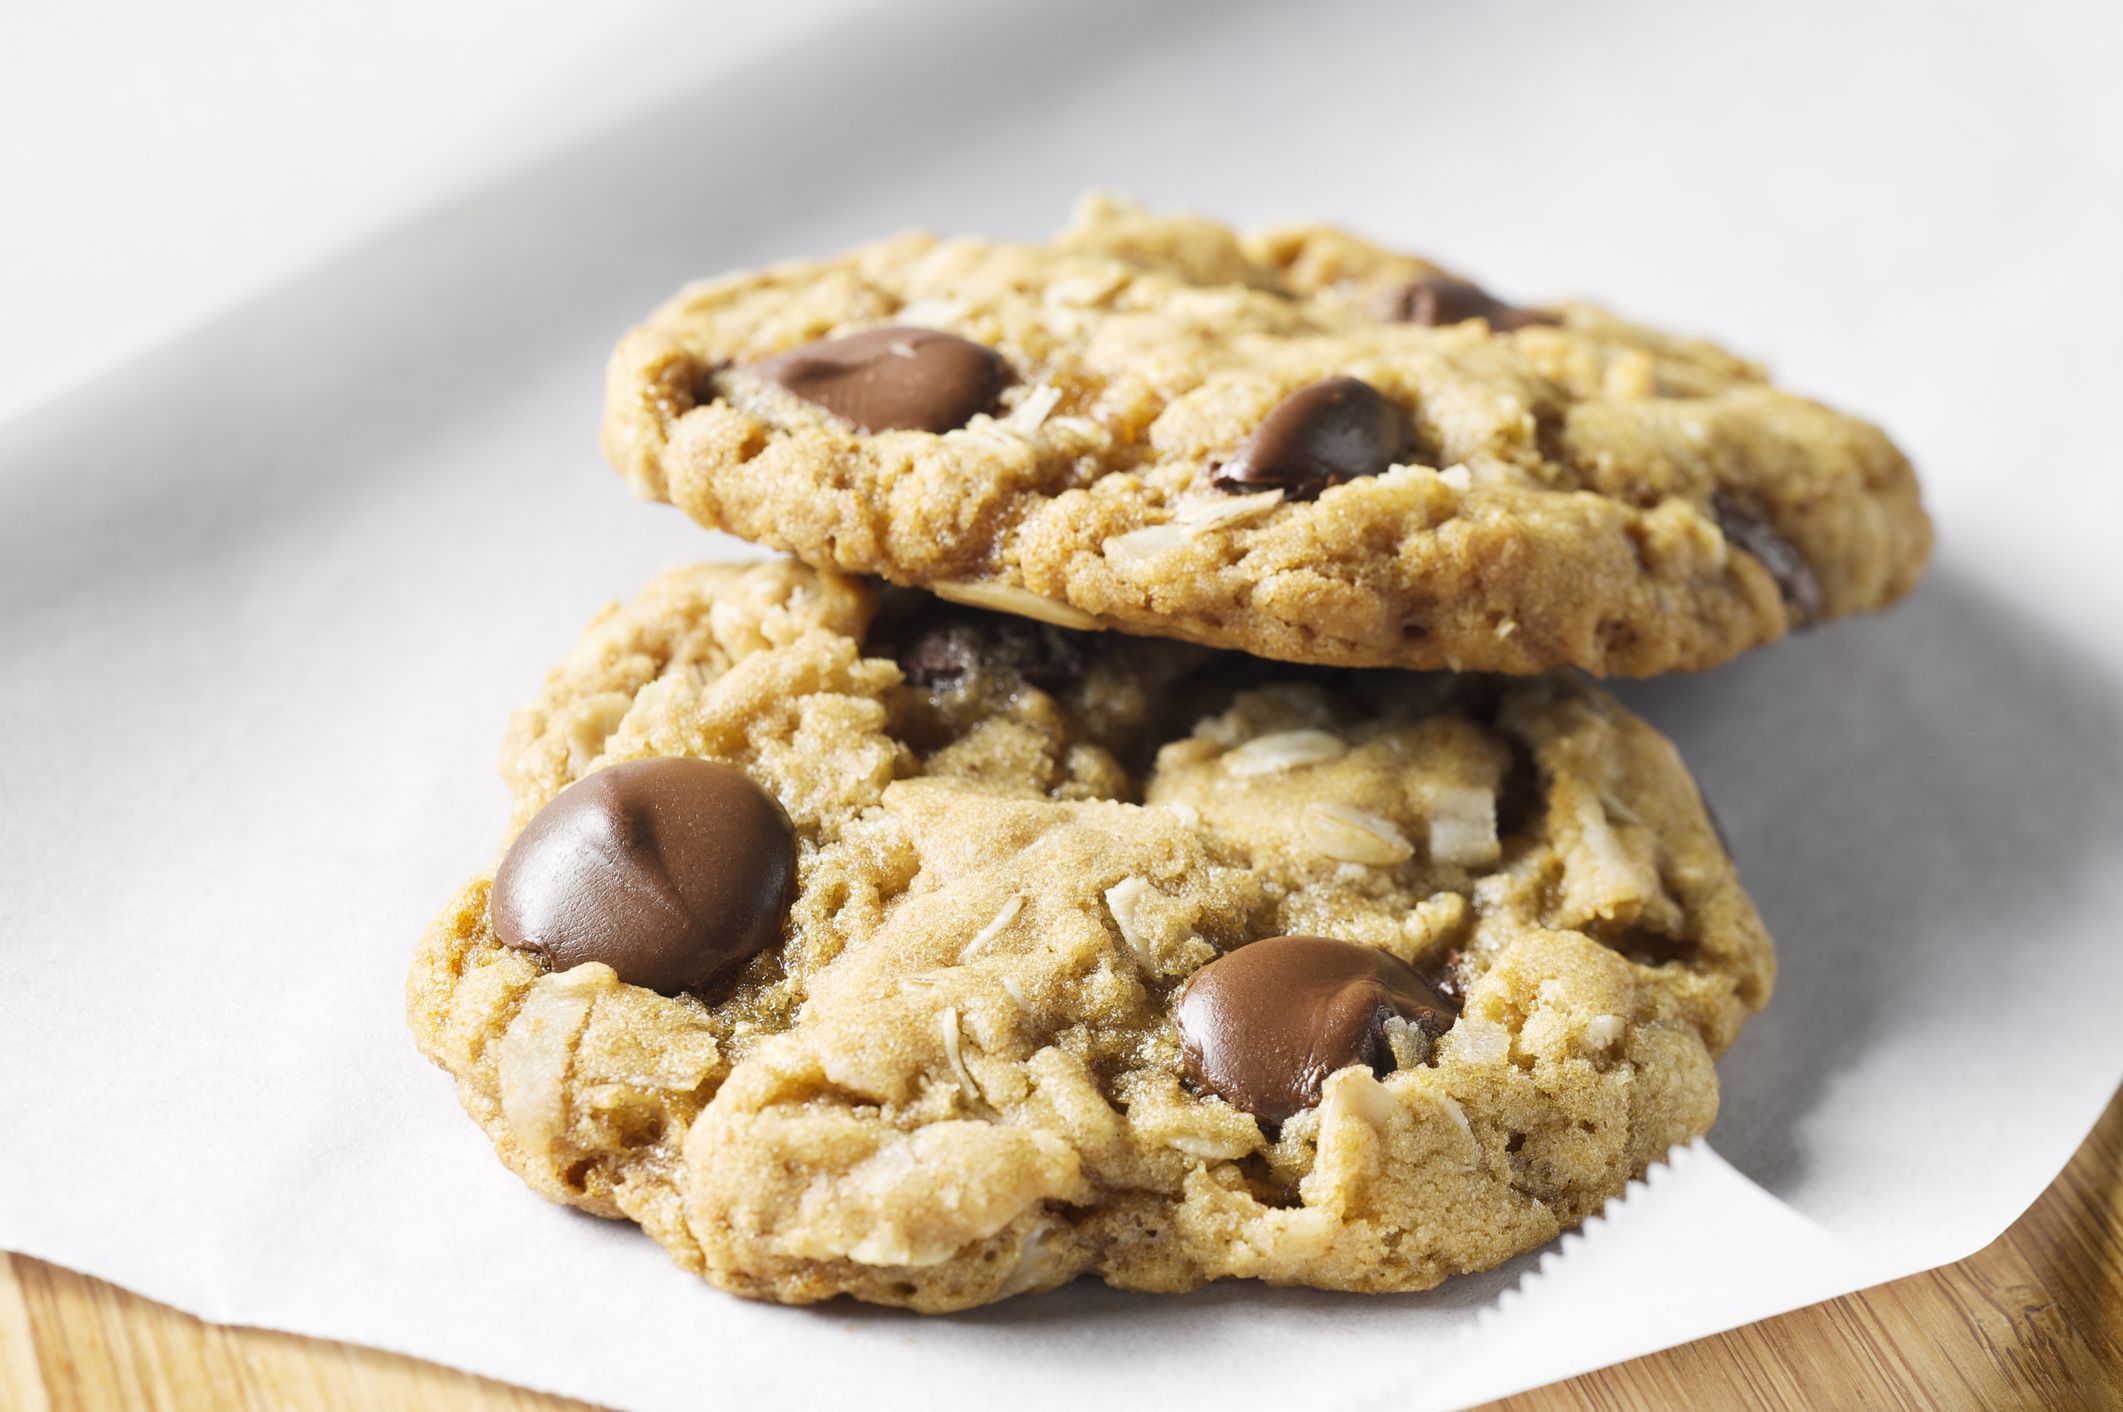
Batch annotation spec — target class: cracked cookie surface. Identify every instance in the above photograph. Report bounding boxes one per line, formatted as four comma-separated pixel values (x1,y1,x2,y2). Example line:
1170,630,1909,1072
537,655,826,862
408,560,1774,1311
602,195,1930,677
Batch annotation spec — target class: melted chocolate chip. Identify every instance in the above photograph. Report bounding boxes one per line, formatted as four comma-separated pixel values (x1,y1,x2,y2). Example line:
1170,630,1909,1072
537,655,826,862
1382,274,1555,331
1210,376,1412,499
491,758,796,995
1176,935,1459,1125
753,326,1005,433
1712,492,1824,625
870,599,1091,694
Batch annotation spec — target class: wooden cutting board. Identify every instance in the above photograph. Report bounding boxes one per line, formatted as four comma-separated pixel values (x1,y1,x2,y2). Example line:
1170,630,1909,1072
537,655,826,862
7,1086,2118,1411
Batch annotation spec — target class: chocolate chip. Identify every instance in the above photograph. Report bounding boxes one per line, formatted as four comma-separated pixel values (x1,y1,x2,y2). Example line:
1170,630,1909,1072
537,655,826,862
898,622,981,688
1712,492,1823,625
1427,948,1473,1009
1382,274,1555,331
1176,935,1459,1125
753,326,1005,433
1210,376,1412,499
870,599,1091,693
491,758,796,995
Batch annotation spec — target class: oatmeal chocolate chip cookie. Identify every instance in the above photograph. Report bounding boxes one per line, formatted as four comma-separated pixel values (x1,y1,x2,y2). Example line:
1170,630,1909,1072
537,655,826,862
602,193,1930,677
408,560,1774,1311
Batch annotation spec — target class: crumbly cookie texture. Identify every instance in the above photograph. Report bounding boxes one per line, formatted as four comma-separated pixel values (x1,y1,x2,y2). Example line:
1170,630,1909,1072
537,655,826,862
409,561,1774,1310
602,194,1930,676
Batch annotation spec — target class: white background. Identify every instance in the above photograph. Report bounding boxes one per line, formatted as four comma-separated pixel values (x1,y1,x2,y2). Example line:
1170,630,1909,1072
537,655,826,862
0,0,870,420
4,3,2122,1409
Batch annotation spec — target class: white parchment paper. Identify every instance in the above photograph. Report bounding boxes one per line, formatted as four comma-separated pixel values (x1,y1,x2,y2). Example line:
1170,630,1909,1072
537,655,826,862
4,3,2122,1408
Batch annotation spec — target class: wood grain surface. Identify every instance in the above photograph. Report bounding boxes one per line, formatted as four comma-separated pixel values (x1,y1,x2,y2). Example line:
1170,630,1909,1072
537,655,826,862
7,1084,2118,1412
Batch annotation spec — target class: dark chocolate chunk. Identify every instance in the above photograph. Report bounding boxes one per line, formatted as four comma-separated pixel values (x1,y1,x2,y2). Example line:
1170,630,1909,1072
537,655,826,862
753,326,1005,433
1712,492,1824,625
870,599,1091,693
491,758,796,995
1176,935,1459,1125
1210,376,1412,499
898,621,982,688
1382,274,1556,331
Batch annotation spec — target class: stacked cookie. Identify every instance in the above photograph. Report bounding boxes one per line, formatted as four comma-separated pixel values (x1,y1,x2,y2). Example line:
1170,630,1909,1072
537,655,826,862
409,196,1931,1311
